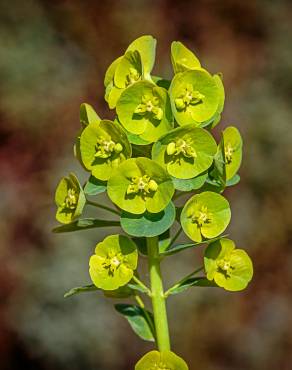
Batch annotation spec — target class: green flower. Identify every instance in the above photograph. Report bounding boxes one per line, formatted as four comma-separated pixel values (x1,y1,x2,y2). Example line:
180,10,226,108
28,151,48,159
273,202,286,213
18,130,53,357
89,235,138,290
152,125,217,179
135,350,189,370
204,238,253,291
171,41,201,73
181,191,231,242
104,35,157,109
74,104,101,169
55,173,86,224
169,69,220,126
79,120,131,181
116,81,173,143
223,126,243,180
107,157,174,214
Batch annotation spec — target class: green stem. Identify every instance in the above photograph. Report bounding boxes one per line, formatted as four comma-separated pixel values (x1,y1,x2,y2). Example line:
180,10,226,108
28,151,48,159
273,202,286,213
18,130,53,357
147,236,171,351
86,199,120,216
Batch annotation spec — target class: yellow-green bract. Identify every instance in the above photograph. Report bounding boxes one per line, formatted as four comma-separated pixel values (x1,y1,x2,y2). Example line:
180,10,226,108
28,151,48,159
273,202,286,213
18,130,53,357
79,119,132,181
222,126,243,180
135,350,189,370
55,173,86,224
104,35,157,109
204,238,253,291
171,41,201,73
116,80,173,143
152,124,217,179
107,157,174,214
89,235,138,290
169,69,220,126
180,191,231,242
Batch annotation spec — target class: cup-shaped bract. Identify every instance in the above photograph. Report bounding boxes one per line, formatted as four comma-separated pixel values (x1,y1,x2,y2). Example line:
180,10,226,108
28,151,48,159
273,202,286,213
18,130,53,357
171,41,201,74
79,120,132,181
116,81,173,143
126,35,157,79
107,157,174,214
55,173,86,224
169,69,220,126
181,191,231,242
204,238,253,291
104,35,157,109
135,350,189,370
202,73,225,129
79,103,101,127
89,235,138,290
152,125,217,179
223,126,243,180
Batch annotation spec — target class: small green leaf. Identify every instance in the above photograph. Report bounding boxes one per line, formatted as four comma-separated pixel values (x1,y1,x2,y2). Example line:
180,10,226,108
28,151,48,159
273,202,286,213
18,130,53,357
168,277,216,295
161,235,228,256
127,282,149,294
84,176,107,195
115,304,155,342
226,174,240,187
171,172,207,191
64,284,99,298
52,218,120,233
120,202,176,237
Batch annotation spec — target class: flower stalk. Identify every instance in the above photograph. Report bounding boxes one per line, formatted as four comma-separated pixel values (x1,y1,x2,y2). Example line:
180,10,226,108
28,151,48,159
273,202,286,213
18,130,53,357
147,236,171,351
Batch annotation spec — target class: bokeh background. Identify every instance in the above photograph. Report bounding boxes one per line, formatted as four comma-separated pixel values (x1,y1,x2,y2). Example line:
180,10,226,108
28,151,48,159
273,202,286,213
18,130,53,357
1,0,292,369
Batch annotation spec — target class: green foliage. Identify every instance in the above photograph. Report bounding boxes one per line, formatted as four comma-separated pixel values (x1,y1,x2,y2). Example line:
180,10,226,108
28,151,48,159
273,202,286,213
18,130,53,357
53,35,253,367
115,304,155,342
120,201,176,237
135,350,189,370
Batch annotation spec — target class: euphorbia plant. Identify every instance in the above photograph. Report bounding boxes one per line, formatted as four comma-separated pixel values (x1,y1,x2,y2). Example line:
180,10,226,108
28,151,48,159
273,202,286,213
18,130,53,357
53,35,253,369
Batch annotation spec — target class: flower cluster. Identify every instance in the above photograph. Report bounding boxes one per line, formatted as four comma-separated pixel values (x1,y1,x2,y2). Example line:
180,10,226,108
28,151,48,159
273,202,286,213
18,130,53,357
54,36,253,369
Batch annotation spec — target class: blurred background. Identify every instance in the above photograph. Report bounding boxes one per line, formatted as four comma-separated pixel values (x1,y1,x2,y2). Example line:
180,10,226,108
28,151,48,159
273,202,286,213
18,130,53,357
1,0,292,369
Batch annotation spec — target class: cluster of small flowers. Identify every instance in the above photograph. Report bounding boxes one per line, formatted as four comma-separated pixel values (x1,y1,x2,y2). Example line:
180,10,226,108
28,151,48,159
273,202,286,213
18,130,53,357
54,36,253,369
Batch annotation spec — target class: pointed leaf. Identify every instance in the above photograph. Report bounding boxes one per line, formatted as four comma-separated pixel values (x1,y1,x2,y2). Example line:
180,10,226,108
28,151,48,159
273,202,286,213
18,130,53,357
115,304,155,342
52,218,120,233
64,284,99,298
168,277,216,295
161,235,228,256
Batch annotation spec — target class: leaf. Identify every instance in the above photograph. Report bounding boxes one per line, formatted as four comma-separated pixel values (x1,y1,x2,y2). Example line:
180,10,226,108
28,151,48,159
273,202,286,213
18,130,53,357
52,218,120,233
161,235,228,256
120,202,176,237
226,174,240,187
171,172,207,192
168,277,217,296
64,284,99,298
115,304,155,342
127,282,149,294
84,176,107,195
